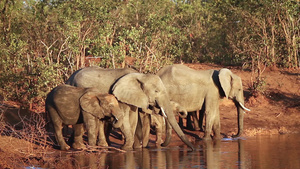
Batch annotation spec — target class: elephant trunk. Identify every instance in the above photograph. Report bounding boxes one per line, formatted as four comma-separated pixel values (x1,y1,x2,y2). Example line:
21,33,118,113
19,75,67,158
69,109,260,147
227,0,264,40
233,100,250,137
178,110,188,119
111,108,124,128
234,105,244,137
161,118,172,147
157,99,194,151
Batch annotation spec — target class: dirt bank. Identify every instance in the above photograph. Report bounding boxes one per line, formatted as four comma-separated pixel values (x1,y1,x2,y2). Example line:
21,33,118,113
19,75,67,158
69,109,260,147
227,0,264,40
0,63,299,167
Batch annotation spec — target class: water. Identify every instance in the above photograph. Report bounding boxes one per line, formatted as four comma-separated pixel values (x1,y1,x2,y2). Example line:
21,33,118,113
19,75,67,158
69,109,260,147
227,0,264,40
41,134,300,168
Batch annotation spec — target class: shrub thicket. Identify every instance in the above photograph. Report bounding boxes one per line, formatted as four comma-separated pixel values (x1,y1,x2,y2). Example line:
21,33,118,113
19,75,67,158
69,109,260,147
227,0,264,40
0,0,299,106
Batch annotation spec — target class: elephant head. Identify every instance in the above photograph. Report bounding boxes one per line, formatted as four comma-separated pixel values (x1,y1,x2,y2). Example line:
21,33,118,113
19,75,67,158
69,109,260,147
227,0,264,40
219,69,250,137
111,73,194,150
79,89,124,128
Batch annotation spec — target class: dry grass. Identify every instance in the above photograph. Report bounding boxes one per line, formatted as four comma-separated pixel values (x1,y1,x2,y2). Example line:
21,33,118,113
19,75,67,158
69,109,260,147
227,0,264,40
0,107,55,168
0,104,125,168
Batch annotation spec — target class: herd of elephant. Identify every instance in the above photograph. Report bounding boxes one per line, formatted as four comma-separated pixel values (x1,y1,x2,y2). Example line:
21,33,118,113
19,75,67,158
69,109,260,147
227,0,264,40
45,64,250,151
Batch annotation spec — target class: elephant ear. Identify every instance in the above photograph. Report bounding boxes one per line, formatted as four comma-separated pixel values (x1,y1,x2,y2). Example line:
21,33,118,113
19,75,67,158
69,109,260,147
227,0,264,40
112,73,149,109
219,68,232,98
80,91,105,119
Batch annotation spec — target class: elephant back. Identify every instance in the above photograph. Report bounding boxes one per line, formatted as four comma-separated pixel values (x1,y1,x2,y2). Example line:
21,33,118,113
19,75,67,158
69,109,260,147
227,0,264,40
66,67,137,93
48,85,84,124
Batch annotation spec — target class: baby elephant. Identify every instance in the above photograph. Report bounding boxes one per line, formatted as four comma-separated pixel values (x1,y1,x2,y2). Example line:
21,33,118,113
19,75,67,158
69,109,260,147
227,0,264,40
137,101,188,148
46,84,124,150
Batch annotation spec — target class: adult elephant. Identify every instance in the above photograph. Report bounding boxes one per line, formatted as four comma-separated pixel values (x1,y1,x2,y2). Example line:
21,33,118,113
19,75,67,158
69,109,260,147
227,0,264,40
46,84,124,150
157,64,250,140
66,67,194,150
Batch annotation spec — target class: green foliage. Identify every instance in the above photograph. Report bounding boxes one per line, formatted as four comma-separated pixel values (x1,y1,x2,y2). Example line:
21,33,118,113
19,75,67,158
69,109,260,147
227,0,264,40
249,77,267,96
0,0,299,106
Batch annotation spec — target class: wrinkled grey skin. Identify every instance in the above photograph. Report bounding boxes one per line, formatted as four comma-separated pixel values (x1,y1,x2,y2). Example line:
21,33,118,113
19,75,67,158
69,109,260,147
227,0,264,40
45,84,124,150
139,101,188,148
66,67,194,150
157,64,250,141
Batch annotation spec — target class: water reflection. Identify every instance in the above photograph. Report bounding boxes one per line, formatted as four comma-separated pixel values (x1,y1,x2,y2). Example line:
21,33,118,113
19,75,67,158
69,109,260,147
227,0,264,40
42,135,300,168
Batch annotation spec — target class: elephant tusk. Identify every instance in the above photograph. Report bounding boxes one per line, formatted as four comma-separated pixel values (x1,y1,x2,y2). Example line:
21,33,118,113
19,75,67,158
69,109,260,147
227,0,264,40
112,116,118,124
161,107,168,118
239,102,251,112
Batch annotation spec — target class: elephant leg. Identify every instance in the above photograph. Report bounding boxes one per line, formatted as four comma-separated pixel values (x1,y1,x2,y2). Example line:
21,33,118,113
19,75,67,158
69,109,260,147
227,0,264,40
130,106,139,149
120,113,134,150
86,117,98,146
199,108,205,131
152,114,163,146
98,120,109,147
134,113,143,149
212,109,221,140
203,100,219,140
72,123,86,150
49,110,70,151
191,111,201,131
140,113,151,148
186,114,194,130
203,110,213,141
130,106,138,136
119,104,135,150
82,112,98,147
53,121,70,150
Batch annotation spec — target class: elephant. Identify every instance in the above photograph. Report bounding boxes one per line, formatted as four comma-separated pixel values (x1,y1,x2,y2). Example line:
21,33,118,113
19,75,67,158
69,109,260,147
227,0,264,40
156,64,250,140
66,67,194,150
45,84,124,150
138,101,188,148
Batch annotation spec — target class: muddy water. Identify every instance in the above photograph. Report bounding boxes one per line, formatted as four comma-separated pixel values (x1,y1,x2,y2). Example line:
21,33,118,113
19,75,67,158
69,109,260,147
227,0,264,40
42,134,300,168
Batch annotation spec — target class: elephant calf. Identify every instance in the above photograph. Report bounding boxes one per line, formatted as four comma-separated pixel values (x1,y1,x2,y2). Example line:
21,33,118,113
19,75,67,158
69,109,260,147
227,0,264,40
46,84,124,150
138,101,188,148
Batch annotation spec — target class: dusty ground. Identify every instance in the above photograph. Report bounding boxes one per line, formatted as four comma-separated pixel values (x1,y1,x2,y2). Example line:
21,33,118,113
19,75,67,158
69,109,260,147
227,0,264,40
0,63,299,168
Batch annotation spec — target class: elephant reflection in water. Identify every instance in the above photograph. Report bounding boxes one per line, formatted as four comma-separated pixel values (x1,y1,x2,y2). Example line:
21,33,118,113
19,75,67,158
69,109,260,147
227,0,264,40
135,149,181,168
203,139,249,169
102,148,182,168
41,139,248,168
73,153,108,169
204,140,221,169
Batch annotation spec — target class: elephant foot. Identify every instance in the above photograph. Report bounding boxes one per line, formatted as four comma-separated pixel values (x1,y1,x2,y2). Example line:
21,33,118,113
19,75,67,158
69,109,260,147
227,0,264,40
72,142,86,150
134,142,143,149
97,141,109,147
155,138,163,146
121,145,133,151
155,142,162,148
213,134,222,140
142,142,148,148
60,144,71,151
202,135,212,141
134,144,142,149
